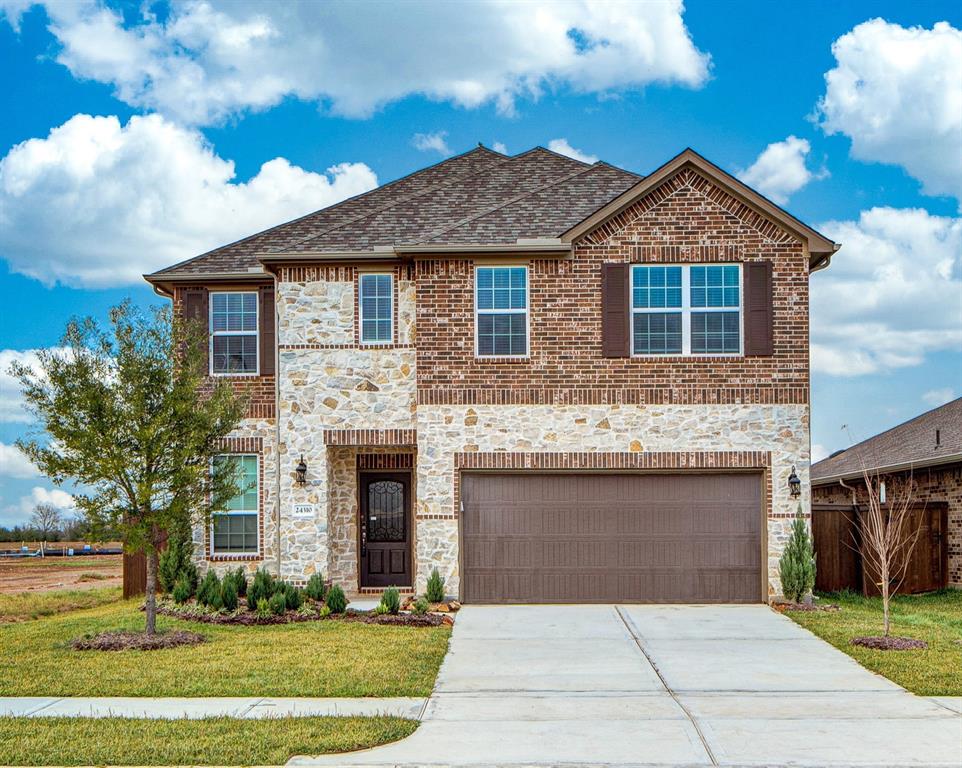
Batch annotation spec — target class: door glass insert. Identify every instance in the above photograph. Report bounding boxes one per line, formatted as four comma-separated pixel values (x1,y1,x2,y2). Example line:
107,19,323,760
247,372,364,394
367,480,405,542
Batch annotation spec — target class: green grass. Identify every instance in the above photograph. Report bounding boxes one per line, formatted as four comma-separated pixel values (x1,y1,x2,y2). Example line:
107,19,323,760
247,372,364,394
0,716,417,765
0,599,450,697
787,589,962,696
0,587,121,622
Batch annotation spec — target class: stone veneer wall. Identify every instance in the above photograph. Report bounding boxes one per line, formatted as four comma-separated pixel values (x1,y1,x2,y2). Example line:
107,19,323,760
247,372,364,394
275,271,417,584
415,403,809,598
191,417,279,577
813,464,962,588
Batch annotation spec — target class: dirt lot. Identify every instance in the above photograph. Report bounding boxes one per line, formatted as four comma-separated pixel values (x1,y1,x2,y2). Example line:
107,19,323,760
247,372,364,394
0,555,122,594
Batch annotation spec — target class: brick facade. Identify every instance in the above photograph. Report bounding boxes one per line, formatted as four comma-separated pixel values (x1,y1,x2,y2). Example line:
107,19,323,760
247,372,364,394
813,463,962,588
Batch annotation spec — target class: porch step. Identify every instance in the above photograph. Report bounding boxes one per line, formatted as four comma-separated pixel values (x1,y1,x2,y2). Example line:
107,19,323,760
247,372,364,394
355,586,415,596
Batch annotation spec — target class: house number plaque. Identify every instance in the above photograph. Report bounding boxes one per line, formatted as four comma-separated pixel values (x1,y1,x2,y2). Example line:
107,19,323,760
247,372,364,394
293,503,315,518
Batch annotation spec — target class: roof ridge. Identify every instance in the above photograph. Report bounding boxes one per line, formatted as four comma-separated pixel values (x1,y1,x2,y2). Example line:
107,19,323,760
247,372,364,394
268,151,515,253
418,163,608,244
517,145,595,168
813,396,962,469
149,146,498,275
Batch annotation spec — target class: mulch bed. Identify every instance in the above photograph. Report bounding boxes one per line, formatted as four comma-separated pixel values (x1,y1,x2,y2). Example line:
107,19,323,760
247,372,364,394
72,629,206,651
772,601,840,613
156,601,451,627
852,635,928,651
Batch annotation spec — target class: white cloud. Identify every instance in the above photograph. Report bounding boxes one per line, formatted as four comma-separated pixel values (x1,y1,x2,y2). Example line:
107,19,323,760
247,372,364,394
2,0,710,124
811,443,828,463
0,349,45,423
7,486,76,516
922,388,955,408
412,131,452,157
811,207,962,376
817,19,962,205
547,138,598,164
492,142,508,155
0,113,378,287
737,136,825,205
0,442,39,479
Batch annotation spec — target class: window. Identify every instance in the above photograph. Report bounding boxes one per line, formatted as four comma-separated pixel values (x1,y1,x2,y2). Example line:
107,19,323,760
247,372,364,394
211,454,258,555
359,273,393,343
476,266,528,357
210,292,258,374
631,264,742,356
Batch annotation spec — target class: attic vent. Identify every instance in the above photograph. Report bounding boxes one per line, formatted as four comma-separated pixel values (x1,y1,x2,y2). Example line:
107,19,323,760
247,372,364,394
936,429,941,447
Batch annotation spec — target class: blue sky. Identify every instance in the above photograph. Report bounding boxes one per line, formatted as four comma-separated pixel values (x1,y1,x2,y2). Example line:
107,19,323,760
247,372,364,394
0,1,960,526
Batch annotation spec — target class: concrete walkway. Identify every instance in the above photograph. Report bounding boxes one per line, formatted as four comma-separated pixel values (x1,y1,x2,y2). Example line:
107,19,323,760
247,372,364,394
0,696,424,720
290,604,962,767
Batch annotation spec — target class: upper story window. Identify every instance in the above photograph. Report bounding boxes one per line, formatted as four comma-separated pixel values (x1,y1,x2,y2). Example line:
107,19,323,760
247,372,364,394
359,273,393,344
631,264,742,356
210,291,258,374
475,266,528,357
211,454,259,555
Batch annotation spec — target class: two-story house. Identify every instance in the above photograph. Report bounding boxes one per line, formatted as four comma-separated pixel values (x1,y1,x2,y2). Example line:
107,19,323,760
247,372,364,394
145,146,839,603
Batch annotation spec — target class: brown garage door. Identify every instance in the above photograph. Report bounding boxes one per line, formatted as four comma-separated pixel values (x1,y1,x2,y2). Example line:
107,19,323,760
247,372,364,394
461,473,762,604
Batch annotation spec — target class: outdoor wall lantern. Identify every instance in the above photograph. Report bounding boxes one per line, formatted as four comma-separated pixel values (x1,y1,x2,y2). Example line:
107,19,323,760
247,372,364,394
788,465,801,499
295,455,308,486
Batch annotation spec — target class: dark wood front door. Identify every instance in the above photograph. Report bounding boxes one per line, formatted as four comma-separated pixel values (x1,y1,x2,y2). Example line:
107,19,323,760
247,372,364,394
360,472,411,587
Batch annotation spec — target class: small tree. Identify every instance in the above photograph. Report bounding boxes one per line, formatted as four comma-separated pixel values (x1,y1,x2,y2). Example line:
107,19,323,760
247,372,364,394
12,302,247,636
30,504,63,540
779,505,816,603
856,469,921,636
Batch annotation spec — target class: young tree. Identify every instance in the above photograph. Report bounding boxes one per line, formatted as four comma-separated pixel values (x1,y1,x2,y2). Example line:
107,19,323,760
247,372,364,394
30,503,63,540
855,469,921,637
12,301,248,635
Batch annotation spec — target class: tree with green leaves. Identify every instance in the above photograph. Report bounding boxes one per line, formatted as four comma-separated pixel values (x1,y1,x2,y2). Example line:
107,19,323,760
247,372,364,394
12,301,248,635
779,504,816,603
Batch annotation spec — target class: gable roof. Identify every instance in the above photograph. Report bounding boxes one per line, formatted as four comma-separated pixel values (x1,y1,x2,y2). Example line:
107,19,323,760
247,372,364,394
562,149,839,269
811,397,962,485
145,145,838,290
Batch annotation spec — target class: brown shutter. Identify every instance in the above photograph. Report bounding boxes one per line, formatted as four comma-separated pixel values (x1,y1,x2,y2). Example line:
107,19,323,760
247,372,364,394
258,284,275,376
744,261,773,356
601,263,630,357
181,287,209,372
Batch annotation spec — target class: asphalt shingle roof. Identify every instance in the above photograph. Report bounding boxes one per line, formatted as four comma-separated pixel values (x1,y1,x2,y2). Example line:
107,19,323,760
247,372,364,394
149,146,641,278
811,397,962,483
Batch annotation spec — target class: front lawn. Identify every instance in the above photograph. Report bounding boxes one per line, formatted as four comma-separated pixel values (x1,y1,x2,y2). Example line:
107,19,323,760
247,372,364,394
0,599,450,697
787,589,962,696
0,715,416,766
0,587,121,622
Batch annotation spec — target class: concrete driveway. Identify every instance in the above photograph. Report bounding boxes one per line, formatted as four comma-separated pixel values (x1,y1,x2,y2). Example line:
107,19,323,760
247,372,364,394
291,604,962,767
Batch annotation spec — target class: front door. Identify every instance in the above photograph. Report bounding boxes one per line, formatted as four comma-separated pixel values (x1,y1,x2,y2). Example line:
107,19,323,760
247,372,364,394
360,472,411,587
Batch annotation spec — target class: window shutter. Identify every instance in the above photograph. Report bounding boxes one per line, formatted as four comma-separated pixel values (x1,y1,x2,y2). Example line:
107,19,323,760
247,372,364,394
602,263,630,358
744,261,773,356
181,287,209,372
258,285,275,376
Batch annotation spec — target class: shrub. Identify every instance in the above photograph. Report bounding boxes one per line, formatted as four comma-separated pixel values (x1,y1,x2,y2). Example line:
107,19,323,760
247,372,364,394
220,579,238,612
319,604,331,618
326,584,347,614
381,586,401,615
158,535,197,595
305,573,326,602
373,602,389,616
255,598,271,618
269,590,287,616
225,567,247,597
208,584,224,611
779,505,816,603
196,570,221,607
284,583,303,611
172,576,192,604
426,568,446,603
412,596,429,615
247,568,274,608
182,561,199,597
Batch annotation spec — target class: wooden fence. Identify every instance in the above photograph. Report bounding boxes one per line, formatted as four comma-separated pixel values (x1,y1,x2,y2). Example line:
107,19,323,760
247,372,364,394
811,503,948,595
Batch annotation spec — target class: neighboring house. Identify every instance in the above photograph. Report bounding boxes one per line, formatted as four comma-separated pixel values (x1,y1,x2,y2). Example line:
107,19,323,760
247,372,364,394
144,146,839,603
811,397,961,591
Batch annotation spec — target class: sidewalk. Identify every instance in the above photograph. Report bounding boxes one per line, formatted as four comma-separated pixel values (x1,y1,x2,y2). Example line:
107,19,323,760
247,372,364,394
0,696,425,720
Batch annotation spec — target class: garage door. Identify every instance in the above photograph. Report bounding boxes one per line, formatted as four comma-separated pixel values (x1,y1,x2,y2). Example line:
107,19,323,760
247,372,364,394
461,473,762,603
